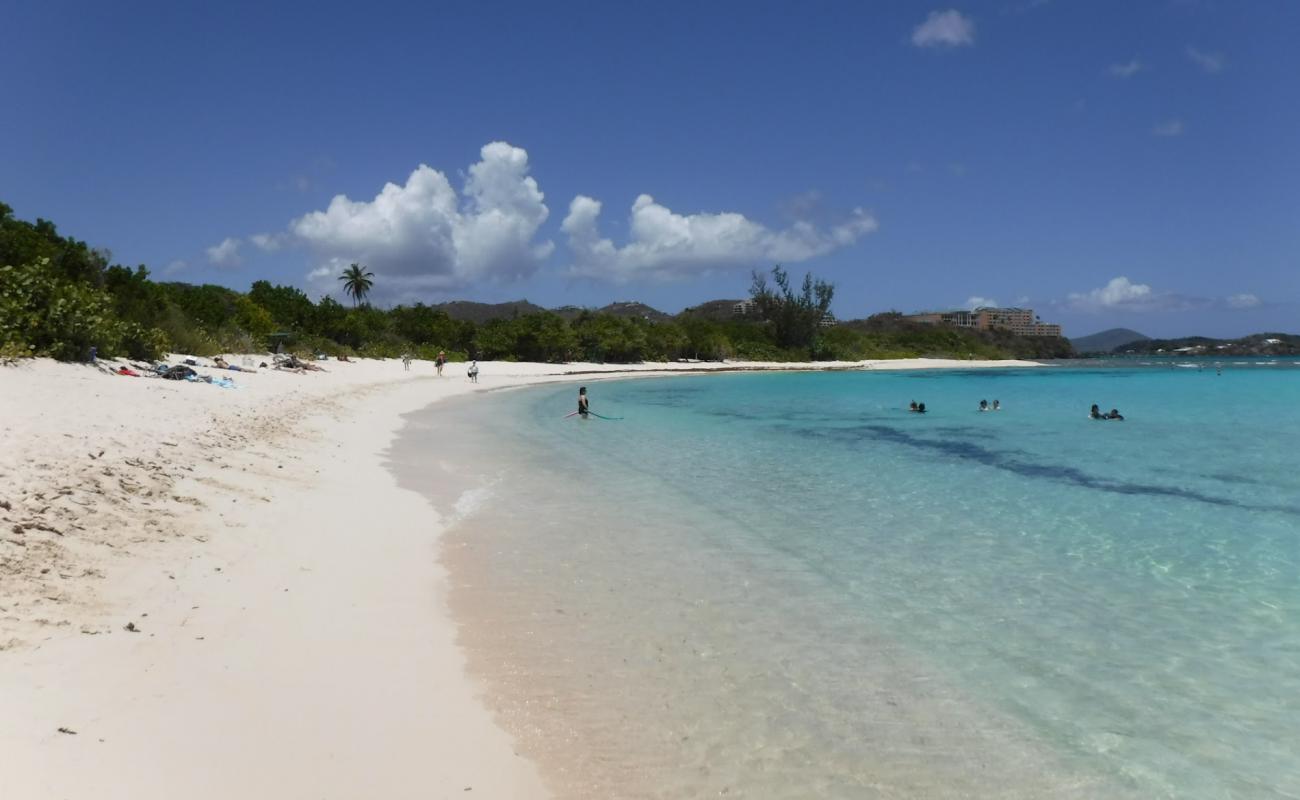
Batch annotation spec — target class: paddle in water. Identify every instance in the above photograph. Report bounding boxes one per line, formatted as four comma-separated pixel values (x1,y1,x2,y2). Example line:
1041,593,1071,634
566,386,622,420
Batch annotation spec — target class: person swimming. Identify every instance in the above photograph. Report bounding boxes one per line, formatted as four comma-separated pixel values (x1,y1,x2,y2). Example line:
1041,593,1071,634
1090,404,1104,419
578,386,590,418
909,400,918,412
1107,408,1124,421
992,399,1001,411
916,402,927,414
979,399,989,412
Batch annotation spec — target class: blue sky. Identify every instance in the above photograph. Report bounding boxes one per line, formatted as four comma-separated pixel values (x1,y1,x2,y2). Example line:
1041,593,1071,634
3,1,1297,337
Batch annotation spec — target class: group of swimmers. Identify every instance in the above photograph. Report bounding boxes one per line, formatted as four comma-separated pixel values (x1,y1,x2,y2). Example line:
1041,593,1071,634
905,399,1127,421
1090,404,1125,421
909,399,1003,414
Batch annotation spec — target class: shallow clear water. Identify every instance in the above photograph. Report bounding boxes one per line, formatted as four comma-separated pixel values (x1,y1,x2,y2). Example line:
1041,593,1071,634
391,361,1300,799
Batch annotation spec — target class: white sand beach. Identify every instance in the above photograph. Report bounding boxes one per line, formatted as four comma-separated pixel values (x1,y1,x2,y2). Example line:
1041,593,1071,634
0,354,1040,799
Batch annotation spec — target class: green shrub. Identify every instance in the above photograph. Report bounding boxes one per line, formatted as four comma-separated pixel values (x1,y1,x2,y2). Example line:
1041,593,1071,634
0,339,34,362
118,322,170,360
0,258,126,360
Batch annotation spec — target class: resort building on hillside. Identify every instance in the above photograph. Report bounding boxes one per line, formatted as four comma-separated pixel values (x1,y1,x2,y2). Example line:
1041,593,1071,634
905,307,1062,337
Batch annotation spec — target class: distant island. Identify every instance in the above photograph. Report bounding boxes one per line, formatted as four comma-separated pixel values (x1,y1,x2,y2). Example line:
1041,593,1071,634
1107,333,1300,357
1070,327,1299,357
1070,328,1151,354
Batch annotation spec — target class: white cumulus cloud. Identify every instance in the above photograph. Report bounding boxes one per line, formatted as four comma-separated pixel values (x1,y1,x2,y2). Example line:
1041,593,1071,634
1068,277,1154,311
561,194,878,282
250,232,287,252
206,237,242,268
290,141,552,297
966,296,998,309
1108,59,1143,78
1152,119,1184,137
912,10,975,48
1186,46,1225,74
1226,293,1261,309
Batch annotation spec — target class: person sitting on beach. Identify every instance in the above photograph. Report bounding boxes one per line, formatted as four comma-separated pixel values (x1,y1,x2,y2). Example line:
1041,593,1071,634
979,399,989,412
1090,404,1104,420
213,356,229,369
467,360,479,383
992,399,1001,411
578,386,590,418
1107,408,1124,421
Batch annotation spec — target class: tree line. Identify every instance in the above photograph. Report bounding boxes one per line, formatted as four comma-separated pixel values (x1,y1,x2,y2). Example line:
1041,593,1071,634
1,202,1072,364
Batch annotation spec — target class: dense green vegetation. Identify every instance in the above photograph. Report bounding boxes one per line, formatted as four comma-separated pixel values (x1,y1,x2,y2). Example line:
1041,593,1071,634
0,202,1072,363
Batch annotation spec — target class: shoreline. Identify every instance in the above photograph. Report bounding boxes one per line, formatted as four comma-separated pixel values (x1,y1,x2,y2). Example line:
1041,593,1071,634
0,354,1041,798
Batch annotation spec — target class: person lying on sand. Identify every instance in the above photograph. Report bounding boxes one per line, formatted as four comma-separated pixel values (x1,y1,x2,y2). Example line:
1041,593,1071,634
274,355,327,373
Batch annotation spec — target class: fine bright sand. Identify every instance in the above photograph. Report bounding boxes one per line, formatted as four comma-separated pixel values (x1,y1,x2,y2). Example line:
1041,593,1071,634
0,354,1040,799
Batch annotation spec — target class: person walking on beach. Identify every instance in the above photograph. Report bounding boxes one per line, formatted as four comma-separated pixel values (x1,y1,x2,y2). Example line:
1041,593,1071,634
402,353,412,371
435,351,446,377
578,386,590,418
467,360,479,383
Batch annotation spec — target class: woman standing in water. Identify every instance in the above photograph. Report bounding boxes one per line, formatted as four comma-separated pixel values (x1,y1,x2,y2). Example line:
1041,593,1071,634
578,386,590,418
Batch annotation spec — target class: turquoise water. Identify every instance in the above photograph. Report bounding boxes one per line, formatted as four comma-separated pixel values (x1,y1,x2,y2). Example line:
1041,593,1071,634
392,362,1300,798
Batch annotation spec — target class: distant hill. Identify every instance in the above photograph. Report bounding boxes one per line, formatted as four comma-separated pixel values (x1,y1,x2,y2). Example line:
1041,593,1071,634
678,299,744,321
433,299,546,324
550,305,586,321
551,301,670,322
598,301,670,322
1071,328,1149,353
1117,333,1300,357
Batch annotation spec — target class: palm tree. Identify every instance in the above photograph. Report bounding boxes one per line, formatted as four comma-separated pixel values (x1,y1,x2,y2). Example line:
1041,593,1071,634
338,263,375,306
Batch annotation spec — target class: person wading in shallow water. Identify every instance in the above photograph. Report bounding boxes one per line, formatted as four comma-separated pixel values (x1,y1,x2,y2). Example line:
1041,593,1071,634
578,386,590,419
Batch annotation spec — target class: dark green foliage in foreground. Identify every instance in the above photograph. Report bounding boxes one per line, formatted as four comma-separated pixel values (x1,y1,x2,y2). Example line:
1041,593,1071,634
0,201,1070,363
0,258,167,361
